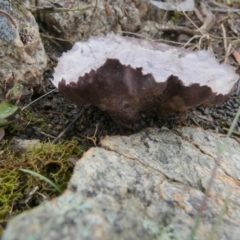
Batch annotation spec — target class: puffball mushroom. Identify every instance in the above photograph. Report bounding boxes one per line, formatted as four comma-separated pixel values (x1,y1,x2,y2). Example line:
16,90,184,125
53,33,238,129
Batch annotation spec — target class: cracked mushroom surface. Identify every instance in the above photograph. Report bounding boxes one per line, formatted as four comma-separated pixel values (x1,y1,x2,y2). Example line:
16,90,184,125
53,33,238,129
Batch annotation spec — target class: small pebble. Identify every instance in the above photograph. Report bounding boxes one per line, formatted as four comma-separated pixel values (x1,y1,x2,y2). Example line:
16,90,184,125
222,116,227,121
212,112,220,119
204,109,210,115
217,109,225,115
50,130,58,136
226,111,235,117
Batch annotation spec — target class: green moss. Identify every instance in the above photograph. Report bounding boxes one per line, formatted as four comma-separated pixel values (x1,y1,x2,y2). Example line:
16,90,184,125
21,109,48,132
0,139,85,235
170,11,183,24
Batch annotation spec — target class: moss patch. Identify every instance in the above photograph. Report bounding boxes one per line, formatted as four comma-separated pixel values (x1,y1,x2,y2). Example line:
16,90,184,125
0,139,85,235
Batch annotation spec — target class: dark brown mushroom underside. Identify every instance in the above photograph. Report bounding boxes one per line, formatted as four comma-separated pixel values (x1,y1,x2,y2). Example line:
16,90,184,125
58,59,236,129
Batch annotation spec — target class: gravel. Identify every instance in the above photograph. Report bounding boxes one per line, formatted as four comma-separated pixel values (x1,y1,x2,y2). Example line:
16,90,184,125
7,69,240,149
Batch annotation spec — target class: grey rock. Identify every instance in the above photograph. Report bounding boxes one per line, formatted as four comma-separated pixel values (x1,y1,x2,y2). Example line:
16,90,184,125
3,127,240,240
36,0,142,44
0,0,16,42
36,0,167,44
0,0,47,97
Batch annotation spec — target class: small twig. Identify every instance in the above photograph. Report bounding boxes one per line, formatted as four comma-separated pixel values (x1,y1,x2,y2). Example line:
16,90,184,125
121,31,187,46
26,5,91,14
190,117,202,128
22,89,57,111
183,35,202,49
40,33,74,44
194,7,204,23
177,1,215,49
221,22,232,64
210,7,240,14
217,15,230,25
80,124,99,146
52,107,89,143
157,38,188,46
155,24,198,36
36,129,56,139
224,43,232,64
0,9,17,28
199,2,216,33
36,192,49,201
209,0,240,12
179,3,205,36
221,23,228,54
227,18,239,36
25,186,39,204
92,0,99,15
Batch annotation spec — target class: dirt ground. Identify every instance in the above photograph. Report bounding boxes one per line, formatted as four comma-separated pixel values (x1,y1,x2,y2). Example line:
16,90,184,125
11,0,240,143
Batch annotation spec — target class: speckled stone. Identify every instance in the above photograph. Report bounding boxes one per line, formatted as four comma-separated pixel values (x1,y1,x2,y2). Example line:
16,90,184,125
0,0,47,95
3,127,240,240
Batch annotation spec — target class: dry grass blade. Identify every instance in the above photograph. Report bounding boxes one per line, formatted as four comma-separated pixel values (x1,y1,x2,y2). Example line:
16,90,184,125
22,89,57,111
190,107,240,239
209,0,240,13
52,107,90,143
220,23,232,64
40,33,74,45
26,5,91,14
221,23,228,53
199,2,216,33
178,1,215,49
224,43,232,64
155,24,198,36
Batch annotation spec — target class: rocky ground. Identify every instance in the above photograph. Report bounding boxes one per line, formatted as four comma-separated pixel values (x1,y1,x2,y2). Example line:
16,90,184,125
3,127,240,240
10,81,240,144
9,66,240,147
7,1,240,146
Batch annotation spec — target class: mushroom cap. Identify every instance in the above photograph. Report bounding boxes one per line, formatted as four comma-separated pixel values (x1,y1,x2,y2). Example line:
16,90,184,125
53,33,238,129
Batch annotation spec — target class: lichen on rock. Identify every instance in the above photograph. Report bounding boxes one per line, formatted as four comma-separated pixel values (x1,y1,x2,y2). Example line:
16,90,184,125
0,0,47,101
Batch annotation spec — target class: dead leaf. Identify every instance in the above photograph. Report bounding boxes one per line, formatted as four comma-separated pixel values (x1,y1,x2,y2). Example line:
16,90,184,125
232,50,240,66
